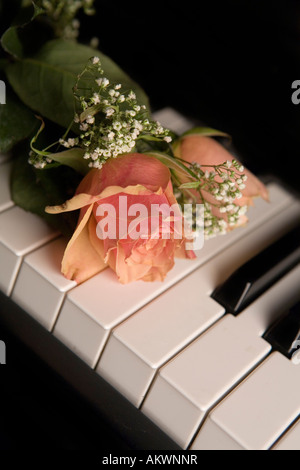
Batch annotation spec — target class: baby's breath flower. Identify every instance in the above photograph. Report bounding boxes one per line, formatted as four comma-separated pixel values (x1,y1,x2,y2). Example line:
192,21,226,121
58,57,174,170
28,57,173,172
80,123,89,131
92,93,101,104
180,157,249,239
105,108,115,117
28,150,54,169
36,0,96,39
86,115,95,124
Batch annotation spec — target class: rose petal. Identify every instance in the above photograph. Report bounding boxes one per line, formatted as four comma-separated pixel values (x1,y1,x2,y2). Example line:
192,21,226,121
76,154,171,196
61,204,107,283
45,193,101,214
141,266,173,282
115,242,152,284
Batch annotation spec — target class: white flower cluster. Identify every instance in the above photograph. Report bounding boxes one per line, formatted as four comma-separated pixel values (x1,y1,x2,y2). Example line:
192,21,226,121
67,57,172,169
187,159,249,238
28,57,172,170
202,207,229,239
28,150,53,169
38,0,95,39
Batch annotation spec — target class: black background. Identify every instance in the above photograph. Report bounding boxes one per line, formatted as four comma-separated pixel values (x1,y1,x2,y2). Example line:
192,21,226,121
1,0,300,450
81,0,300,190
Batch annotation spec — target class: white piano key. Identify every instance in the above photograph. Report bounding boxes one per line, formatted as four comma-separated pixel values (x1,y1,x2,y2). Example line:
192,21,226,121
273,419,300,450
185,198,300,297
0,161,14,213
53,288,109,368
97,296,225,407
0,206,58,296
53,183,292,370
11,238,76,330
141,314,271,449
152,107,196,134
191,418,245,450
53,264,208,369
140,259,300,449
191,352,300,450
93,194,299,404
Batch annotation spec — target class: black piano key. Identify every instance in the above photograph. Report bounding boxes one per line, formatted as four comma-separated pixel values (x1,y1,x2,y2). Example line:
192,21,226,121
211,223,300,314
263,301,300,359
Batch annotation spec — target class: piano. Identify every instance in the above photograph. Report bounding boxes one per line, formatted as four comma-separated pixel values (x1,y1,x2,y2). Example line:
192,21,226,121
0,107,300,450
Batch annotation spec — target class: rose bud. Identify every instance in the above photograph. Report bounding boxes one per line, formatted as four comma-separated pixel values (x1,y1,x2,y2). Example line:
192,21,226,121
174,134,269,227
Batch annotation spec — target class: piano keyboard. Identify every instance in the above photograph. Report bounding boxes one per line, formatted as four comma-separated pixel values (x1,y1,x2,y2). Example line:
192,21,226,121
1,107,300,450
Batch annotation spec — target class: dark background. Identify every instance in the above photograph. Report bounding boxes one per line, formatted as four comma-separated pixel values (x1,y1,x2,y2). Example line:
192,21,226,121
81,0,300,191
1,0,300,450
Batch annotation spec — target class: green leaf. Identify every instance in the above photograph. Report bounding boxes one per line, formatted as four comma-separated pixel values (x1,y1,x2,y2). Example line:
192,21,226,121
172,126,231,157
6,39,150,129
1,27,23,58
29,117,89,174
145,151,195,181
0,2,44,59
179,126,231,140
140,135,167,142
11,146,81,238
31,2,45,18
0,89,38,153
146,152,201,204
179,181,201,189
50,148,89,175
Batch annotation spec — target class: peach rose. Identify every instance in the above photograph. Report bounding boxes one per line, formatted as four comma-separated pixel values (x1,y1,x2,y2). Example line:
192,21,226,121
46,153,195,284
174,135,269,226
